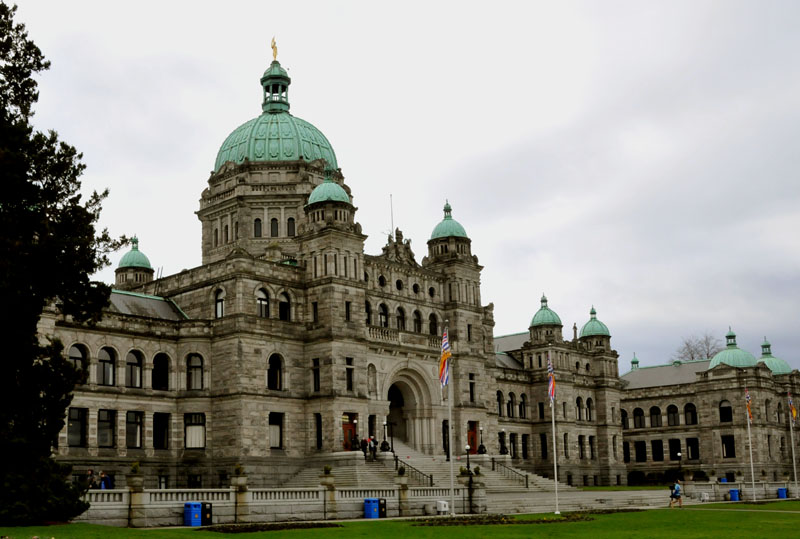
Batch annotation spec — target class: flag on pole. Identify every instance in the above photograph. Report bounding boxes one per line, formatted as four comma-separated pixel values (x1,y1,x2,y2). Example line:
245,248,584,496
439,327,451,387
745,387,753,423
547,353,556,406
789,392,797,424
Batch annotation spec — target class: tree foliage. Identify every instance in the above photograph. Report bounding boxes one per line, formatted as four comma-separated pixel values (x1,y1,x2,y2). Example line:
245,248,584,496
0,2,125,525
672,332,724,362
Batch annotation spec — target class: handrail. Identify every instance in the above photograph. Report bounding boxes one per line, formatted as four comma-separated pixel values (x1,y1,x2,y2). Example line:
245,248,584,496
394,455,434,487
491,457,529,488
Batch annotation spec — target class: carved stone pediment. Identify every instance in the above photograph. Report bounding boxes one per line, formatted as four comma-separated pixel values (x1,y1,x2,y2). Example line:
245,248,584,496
378,228,418,266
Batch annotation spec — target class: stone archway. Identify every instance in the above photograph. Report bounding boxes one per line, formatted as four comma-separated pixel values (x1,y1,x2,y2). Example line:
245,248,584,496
385,368,437,454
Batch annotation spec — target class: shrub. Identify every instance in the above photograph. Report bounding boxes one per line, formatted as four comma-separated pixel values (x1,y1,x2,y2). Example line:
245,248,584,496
323,465,332,475
398,466,406,476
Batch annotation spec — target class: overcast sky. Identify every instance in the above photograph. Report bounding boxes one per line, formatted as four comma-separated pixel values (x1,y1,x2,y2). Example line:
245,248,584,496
19,1,800,371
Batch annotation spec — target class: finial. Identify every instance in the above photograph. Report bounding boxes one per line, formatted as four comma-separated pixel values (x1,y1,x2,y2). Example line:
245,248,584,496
132,236,139,250
271,37,278,61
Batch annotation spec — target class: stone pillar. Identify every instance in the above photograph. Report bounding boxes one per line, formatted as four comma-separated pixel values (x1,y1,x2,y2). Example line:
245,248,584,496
395,475,409,516
320,474,337,520
127,475,146,527
232,475,248,523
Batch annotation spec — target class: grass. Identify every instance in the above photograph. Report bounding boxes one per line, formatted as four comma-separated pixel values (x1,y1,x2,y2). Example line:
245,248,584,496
1,501,799,539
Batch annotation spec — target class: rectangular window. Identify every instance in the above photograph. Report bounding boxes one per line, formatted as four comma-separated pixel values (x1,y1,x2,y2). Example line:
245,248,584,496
184,413,206,449
153,412,170,450
126,411,143,449
99,357,114,386
651,439,664,461
589,436,596,459
345,357,354,391
158,475,169,489
188,474,202,488
315,413,323,450
578,435,585,459
668,438,682,461
721,435,736,458
522,433,529,459
312,358,320,392
538,402,545,419
312,301,318,323
767,434,772,458
686,437,700,460
98,409,116,448
468,373,475,403
68,407,87,447
623,442,631,463
467,324,472,342
345,301,351,322
269,412,284,449
634,441,647,462
540,433,548,460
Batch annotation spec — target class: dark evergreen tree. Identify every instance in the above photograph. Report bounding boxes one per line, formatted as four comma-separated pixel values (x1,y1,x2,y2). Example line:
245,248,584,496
0,2,125,524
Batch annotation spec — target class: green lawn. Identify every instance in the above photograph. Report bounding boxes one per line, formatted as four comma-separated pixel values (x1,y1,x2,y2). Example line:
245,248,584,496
2,502,799,539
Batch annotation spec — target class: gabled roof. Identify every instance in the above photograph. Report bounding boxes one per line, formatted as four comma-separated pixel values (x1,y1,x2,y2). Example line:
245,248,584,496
108,289,187,321
494,331,528,353
621,360,710,389
495,352,523,370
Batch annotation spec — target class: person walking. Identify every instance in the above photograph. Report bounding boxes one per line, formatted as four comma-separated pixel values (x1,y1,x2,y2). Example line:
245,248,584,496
86,469,98,490
669,479,683,508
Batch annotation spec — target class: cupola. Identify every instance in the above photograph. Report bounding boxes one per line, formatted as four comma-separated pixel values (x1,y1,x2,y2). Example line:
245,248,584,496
631,353,639,370
426,201,472,261
115,236,154,290
529,294,563,344
757,337,792,375
303,169,355,232
579,306,611,351
707,328,757,369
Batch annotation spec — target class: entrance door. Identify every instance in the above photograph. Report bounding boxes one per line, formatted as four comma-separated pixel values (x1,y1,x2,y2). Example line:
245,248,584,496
467,421,478,454
342,412,358,450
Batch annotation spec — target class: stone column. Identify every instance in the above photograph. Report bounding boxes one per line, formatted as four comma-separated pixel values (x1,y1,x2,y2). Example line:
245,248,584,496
395,475,409,516
127,475,146,527
320,474,337,519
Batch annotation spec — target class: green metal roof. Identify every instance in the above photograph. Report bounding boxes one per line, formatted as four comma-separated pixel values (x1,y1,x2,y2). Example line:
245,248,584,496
530,294,562,327
430,201,468,239
307,177,350,205
707,329,757,369
118,237,152,269
579,306,610,337
214,60,337,172
758,337,792,375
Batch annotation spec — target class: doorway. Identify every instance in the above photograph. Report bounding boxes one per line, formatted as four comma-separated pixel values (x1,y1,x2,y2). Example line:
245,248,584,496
342,412,358,450
467,421,478,454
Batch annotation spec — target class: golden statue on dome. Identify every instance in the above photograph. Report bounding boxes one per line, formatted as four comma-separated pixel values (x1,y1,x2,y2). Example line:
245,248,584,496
271,37,278,61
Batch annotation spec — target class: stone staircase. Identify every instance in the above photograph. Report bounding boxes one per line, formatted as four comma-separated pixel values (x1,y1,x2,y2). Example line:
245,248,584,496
281,453,397,489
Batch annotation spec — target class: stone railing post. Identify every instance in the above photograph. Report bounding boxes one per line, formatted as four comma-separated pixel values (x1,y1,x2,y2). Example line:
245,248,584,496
232,475,248,523
320,474,336,520
395,475,409,516
126,475,146,527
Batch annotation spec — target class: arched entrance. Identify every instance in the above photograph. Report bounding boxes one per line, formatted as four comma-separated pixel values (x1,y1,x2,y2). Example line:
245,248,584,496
385,368,437,454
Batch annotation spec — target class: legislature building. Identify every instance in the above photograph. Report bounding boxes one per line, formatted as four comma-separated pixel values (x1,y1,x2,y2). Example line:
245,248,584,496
45,53,799,490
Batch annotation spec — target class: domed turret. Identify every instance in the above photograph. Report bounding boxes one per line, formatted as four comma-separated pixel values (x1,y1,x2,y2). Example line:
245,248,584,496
757,337,792,375
580,306,610,337
425,201,473,263
631,353,640,370
303,169,355,234
529,294,563,344
430,201,468,240
530,294,562,327
115,237,154,290
307,175,351,205
707,328,757,369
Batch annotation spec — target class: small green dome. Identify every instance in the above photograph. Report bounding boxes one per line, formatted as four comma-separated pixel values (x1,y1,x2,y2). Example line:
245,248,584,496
758,337,792,375
118,237,152,269
214,60,337,172
530,295,562,327
708,328,757,369
430,201,468,239
307,176,350,205
580,306,610,337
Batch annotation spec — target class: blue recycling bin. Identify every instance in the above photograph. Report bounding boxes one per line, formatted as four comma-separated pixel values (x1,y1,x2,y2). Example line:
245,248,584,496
184,502,202,526
720,477,727,483
778,488,787,499
364,497,379,519
729,489,740,501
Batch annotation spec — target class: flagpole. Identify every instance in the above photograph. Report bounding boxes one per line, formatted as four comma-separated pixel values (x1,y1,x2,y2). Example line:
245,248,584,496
551,398,560,514
746,390,756,501
789,395,798,494
448,376,455,516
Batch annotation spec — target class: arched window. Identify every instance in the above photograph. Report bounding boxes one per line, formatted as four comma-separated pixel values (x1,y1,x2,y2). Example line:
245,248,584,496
649,406,662,427
287,217,295,236
367,363,377,397
126,350,143,388
612,435,618,459
98,347,116,386
765,399,772,423
719,400,733,423
667,405,680,426
633,408,645,428
378,303,389,328
365,301,372,325
413,310,422,333
256,289,269,318
270,218,279,237
234,221,238,240
187,354,203,390
267,354,282,390
519,394,527,418
152,353,170,391
497,391,504,417
224,225,229,243
429,313,438,336
564,433,569,458
214,289,225,319
214,228,219,247
621,409,629,429
68,344,88,380
396,307,406,331
684,403,698,425
586,398,594,421
254,218,262,238
507,393,516,418
278,292,290,321
576,397,583,421
777,402,783,424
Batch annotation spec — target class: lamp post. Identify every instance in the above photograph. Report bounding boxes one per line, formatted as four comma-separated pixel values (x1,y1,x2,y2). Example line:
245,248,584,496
500,427,508,455
388,421,395,454
465,444,471,473
677,452,682,481
381,420,390,451
478,426,487,454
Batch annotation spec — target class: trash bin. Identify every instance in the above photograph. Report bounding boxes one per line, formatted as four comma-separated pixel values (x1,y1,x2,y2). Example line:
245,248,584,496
778,488,788,499
720,478,727,483
378,498,387,518
729,489,740,502
184,502,202,527
201,502,213,525
436,500,449,515
364,498,379,519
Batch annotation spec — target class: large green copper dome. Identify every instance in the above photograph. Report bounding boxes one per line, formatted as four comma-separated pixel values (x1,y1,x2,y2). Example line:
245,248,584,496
708,329,757,369
307,177,350,205
757,337,792,375
580,306,610,337
530,295,562,327
214,60,337,172
430,202,468,239
118,237,152,269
